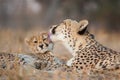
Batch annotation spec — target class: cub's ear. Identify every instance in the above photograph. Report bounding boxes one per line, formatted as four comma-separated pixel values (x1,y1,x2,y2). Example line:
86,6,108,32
78,20,88,35
25,38,30,45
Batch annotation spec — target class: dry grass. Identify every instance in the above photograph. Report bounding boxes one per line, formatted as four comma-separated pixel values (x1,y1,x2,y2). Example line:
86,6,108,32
0,27,120,80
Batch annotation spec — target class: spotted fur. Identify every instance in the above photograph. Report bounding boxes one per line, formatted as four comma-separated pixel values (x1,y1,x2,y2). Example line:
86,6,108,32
49,19,120,74
25,33,72,71
0,52,27,69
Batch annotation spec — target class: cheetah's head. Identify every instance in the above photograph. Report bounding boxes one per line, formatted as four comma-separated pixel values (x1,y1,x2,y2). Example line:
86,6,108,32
49,19,89,54
25,33,53,53
49,19,89,42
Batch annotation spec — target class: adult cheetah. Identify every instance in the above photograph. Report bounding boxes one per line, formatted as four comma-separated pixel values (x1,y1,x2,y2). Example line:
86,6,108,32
49,19,120,75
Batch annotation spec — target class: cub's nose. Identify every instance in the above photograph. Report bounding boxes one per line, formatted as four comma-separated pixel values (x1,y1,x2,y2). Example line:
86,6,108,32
51,26,57,34
39,44,43,49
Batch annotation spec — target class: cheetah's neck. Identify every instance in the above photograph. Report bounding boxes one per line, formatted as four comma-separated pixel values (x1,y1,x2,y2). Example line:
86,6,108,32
63,34,96,56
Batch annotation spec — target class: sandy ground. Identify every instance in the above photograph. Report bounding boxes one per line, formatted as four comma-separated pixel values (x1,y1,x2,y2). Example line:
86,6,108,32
0,27,120,80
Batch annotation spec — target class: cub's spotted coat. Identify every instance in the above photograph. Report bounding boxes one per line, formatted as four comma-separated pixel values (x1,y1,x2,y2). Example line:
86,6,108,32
25,33,72,71
0,52,25,69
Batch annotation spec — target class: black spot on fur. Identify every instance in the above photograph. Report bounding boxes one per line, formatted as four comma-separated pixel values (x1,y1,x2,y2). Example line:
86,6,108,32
80,66,83,69
81,56,83,58
68,35,70,37
90,62,92,64
80,62,82,64
76,66,78,68
102,65,106,69
115,66,119,69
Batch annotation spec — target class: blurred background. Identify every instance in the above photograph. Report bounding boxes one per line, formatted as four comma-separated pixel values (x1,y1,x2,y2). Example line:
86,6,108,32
0,0,120,31
0,0,120,80
0,0,120,53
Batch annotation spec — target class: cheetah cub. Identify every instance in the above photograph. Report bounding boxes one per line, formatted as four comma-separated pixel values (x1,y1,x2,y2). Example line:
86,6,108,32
49,19,120,74
25,32,72,71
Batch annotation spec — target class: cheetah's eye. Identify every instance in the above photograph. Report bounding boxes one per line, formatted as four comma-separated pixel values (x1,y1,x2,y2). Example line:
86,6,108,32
34,41,38,43
43,38,46,41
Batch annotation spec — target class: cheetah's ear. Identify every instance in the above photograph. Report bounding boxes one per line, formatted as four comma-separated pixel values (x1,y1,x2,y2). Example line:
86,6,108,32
25,38,30,45
78,20,88,35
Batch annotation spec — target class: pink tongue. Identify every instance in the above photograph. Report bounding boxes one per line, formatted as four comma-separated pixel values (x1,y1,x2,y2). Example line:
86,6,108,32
48,32,52,42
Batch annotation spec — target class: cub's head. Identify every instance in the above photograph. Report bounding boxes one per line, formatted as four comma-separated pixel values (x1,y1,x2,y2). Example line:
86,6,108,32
49,19,89,42
25,33,53,53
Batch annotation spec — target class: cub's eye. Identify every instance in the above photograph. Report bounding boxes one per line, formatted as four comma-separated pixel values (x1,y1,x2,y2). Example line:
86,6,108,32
34,41,38,43
43,38,46,41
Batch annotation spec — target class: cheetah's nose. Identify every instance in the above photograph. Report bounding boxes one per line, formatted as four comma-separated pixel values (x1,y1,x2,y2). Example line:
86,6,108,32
39,44,43,49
